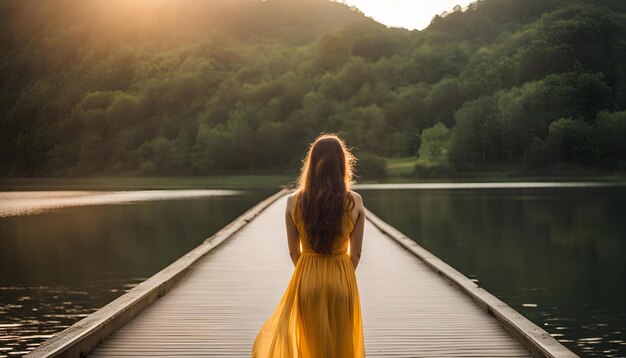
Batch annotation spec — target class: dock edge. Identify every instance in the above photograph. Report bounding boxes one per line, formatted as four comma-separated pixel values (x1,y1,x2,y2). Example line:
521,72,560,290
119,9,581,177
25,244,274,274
364,207,579,358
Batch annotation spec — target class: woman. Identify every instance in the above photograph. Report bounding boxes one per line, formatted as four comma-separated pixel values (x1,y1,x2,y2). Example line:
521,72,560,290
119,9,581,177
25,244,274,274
252,133,366,357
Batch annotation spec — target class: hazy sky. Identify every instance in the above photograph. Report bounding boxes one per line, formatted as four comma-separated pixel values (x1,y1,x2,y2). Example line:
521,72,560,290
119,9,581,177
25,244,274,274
340,0,477,30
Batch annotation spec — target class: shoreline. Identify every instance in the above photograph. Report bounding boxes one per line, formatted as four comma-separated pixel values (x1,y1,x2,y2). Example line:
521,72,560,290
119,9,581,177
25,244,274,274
1,173,626,191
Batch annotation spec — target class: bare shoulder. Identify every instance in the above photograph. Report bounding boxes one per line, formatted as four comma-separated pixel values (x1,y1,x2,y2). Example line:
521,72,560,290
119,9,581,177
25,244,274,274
286,192,296,210
348,190,365,212
348,189,363,201
287,189,302,211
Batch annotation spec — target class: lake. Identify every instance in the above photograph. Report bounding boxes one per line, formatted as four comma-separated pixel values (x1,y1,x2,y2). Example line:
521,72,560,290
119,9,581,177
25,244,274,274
0,183,624,357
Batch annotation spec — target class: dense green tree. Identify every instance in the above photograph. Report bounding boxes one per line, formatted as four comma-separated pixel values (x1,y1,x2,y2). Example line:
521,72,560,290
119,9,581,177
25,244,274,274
593,110,626,169
546,117,600,165
418,123,451,166
1,0,625,177
449,95,500,167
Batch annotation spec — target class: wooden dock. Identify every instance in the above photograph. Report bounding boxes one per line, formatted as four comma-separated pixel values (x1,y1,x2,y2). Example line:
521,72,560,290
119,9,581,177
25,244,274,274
26,188,577,357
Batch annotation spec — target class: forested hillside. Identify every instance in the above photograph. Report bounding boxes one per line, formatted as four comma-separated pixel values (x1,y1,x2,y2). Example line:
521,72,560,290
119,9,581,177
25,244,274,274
1,0,625,177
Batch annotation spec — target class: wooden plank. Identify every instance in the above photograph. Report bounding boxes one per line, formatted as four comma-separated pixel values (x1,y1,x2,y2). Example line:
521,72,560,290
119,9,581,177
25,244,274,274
83,191,544,357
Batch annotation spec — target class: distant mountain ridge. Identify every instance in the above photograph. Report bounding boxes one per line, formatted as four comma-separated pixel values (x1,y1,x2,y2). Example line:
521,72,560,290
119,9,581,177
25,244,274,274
2,0,373,49
1,0,625,179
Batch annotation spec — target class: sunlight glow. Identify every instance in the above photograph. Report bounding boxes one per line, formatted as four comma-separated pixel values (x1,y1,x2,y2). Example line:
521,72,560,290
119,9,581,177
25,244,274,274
0,190,240,217
338,0,478,30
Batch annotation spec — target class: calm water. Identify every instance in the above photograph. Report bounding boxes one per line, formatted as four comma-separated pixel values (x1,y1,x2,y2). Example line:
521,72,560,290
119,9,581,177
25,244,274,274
0,188,275,356
1,184,625,357
361,185,626,358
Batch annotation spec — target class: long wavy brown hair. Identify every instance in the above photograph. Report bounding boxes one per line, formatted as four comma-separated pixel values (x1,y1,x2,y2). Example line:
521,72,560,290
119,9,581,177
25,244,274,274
294,133,357,254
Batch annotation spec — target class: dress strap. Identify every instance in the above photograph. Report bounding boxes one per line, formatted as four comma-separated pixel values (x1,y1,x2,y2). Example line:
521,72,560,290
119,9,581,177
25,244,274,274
292,191,299,224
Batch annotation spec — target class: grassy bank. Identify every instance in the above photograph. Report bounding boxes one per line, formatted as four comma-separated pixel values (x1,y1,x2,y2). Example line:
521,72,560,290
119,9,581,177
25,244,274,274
2,159,626,191
376,156,626,183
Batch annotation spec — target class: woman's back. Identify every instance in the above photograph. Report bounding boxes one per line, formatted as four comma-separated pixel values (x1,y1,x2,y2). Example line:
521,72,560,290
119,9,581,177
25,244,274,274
253,190,365,357
292,190,355,256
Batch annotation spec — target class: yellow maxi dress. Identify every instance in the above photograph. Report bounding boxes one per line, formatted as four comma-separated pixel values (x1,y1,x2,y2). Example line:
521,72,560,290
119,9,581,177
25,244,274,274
251,192,366,357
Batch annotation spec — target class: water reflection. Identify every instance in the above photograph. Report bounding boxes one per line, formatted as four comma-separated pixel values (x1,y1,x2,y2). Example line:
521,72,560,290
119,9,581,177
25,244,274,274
360,186,626,357
0,280,142,355
0,189,274,356
0,189,241,217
